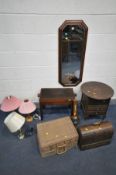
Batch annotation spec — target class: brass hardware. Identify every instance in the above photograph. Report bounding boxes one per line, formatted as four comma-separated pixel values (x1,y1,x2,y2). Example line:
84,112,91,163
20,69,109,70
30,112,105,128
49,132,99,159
94,121,101,125
98,127,102,130
46,148,56,154
71,99,80,123
72,99,77,116
57,143,67,155
26,115,33,122
68,99,72,102
85,128,89,131
64,135,68,138
74,104,77,115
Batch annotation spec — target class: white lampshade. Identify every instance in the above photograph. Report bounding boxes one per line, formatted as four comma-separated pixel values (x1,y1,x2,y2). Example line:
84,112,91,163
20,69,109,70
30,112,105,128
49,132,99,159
4,112,25,133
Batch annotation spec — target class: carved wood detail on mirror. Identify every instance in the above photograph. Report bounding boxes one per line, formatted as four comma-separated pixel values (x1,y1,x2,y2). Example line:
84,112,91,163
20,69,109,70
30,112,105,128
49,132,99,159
58,20,88,86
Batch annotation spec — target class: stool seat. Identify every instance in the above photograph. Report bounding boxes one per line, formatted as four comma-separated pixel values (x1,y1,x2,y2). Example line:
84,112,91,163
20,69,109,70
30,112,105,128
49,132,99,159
39,88,75,120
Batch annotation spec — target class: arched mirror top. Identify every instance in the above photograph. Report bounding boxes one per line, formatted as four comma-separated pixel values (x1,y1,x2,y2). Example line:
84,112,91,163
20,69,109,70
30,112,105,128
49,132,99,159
58,20,88,86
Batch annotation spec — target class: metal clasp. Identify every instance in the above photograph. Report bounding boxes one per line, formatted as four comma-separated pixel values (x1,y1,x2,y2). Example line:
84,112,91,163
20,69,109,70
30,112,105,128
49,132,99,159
57,143,67,155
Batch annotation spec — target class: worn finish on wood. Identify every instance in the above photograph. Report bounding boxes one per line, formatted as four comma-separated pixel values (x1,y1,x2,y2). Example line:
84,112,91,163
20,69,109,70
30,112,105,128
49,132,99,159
81,81,114,118
39,88,75,120
81,81,114,100
37,117,78,157
78,121,114,150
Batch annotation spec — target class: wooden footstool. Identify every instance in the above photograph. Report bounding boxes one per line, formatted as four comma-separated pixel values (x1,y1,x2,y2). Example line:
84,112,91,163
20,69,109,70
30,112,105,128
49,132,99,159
39,88,75,120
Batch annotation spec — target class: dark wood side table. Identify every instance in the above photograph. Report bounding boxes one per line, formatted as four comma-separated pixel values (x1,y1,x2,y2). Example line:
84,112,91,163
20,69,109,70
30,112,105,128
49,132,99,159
39,88,75,120
81,81,114,119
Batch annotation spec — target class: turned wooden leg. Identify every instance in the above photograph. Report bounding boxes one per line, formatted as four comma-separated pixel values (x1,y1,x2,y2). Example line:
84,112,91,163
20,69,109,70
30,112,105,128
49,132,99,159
40,103,43,120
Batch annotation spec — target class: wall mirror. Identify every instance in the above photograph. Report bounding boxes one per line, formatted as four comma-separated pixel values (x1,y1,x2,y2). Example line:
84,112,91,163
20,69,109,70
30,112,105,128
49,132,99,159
58,20,88,86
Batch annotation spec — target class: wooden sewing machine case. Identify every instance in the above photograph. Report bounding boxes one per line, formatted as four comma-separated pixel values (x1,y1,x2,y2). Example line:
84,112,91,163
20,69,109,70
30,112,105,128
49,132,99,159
77,121,114,150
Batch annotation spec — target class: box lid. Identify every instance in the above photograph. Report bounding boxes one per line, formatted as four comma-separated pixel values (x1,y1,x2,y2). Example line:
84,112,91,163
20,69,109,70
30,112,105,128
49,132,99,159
78,121,113,136
37,117,78,147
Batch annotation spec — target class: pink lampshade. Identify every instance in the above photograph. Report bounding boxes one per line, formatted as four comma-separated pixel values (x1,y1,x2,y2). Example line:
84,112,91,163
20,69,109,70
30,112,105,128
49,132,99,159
0,96,22,112
18,99,36,114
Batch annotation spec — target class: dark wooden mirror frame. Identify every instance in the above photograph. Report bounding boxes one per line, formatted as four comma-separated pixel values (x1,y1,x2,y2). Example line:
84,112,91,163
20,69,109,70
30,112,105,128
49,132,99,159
58,20,88,86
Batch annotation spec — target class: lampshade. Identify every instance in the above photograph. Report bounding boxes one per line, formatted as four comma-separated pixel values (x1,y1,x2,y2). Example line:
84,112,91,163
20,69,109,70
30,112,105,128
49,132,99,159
0,96,22,112
18,99,36,114
4,112,25,133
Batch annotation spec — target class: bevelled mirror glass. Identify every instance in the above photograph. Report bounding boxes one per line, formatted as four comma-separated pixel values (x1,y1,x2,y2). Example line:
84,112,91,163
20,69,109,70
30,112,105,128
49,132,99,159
58,20,88,86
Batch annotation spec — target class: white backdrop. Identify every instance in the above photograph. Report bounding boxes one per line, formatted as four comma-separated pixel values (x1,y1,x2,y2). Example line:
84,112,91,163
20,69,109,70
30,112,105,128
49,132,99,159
0,0,116,101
